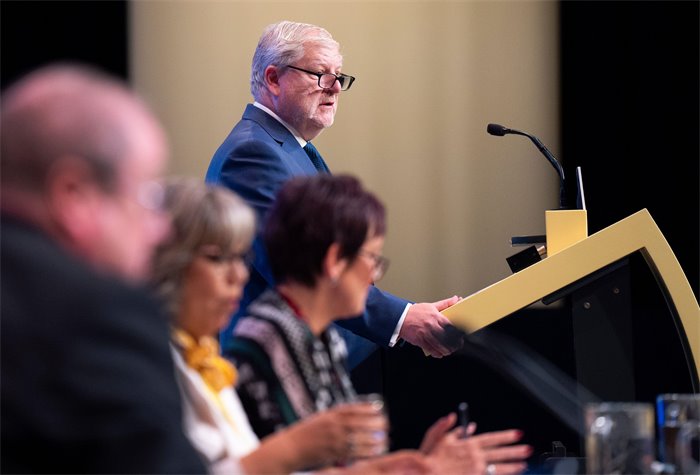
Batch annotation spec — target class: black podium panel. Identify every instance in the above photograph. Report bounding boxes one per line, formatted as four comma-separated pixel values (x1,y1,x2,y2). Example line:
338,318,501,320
352,251,698,466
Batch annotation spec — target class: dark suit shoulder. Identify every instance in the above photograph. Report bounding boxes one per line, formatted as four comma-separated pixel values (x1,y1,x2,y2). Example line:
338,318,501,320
206,106,293,185
1,217,166,340
0,218,206,474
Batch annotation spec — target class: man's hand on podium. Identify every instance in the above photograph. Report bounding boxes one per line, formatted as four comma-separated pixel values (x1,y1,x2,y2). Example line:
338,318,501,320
399,296,465,357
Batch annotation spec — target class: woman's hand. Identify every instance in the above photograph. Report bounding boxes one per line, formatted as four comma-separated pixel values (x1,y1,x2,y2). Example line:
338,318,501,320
426,425,531,475
419,412,476,453
318,450,430,475
245,401,388,473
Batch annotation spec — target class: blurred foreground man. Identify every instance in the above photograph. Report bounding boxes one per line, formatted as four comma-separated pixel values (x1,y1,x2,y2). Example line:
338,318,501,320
0,64,206,473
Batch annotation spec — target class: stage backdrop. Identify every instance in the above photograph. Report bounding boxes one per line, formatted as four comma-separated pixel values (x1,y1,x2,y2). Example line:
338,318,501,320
130,1,560,304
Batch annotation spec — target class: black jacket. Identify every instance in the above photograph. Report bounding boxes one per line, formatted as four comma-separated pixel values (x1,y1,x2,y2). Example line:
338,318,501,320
0,216,206,474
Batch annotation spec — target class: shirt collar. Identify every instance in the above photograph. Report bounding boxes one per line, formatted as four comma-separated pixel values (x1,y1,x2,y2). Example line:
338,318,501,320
253,101,307,147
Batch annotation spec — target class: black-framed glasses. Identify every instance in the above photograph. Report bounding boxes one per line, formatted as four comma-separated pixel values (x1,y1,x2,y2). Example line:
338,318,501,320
285,65,356,91
358,249,390,282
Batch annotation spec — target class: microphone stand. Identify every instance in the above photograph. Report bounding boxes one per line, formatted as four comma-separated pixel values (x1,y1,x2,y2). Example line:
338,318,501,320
487,124,567,209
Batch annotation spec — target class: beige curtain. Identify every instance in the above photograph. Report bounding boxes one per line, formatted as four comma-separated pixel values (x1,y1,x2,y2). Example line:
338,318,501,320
131,1,559,302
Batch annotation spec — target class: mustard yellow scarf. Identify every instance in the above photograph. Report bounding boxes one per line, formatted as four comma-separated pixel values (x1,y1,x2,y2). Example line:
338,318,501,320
171,328,237,393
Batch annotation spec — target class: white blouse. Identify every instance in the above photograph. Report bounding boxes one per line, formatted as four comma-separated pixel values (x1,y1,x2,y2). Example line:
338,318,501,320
171,346,260,474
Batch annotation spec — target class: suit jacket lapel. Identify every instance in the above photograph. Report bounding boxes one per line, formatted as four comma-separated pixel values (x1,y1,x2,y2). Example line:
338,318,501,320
241,104,315,173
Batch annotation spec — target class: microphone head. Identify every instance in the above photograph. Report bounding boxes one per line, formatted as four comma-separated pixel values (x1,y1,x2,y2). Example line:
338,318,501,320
487,123,509,136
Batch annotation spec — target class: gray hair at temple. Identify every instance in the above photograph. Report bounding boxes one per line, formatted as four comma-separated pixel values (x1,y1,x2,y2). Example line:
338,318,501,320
250,20,340,101
150,177,256,317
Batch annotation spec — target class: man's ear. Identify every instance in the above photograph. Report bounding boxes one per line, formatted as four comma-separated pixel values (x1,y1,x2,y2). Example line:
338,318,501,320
46,157,103,244
264,65,282,96
323,242,348,284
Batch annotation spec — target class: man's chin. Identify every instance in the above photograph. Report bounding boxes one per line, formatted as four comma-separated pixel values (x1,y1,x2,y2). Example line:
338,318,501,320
315,107,336,123
306,120,334,139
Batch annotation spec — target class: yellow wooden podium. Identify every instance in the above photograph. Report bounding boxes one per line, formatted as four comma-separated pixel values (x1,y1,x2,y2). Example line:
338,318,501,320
442,209,699,386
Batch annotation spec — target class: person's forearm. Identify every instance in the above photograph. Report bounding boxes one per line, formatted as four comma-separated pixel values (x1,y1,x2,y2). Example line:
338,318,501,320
241,423,327,475
240,432,299,475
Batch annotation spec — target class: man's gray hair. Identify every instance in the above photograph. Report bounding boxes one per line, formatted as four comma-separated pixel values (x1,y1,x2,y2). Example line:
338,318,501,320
250,20,340,100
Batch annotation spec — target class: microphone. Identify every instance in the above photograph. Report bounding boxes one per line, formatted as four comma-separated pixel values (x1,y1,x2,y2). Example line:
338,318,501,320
487,123,567,209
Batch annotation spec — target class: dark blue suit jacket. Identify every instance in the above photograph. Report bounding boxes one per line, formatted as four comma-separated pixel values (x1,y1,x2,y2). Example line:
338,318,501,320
206,104,409,363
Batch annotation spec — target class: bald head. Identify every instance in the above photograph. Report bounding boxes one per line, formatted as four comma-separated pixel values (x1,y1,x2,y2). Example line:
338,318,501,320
0,64,170,280
1,64,166,193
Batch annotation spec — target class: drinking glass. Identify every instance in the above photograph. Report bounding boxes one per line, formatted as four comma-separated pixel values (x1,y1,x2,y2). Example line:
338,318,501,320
656,393,700,474
346,393,389,461
585,402,655,474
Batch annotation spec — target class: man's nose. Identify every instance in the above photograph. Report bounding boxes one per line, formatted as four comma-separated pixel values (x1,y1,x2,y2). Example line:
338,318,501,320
327,77,342,93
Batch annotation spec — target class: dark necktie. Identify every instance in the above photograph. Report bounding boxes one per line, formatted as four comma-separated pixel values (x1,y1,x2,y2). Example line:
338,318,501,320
303,142,331,174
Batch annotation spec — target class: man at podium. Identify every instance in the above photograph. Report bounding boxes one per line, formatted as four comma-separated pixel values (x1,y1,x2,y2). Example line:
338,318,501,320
206,20,463,366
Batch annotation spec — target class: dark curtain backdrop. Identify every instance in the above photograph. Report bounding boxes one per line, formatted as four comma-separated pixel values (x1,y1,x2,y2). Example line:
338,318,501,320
0,0,128,89
560,0,699,299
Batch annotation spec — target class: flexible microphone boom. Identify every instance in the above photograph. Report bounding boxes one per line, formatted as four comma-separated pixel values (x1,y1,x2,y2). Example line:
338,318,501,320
487,123,567,209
